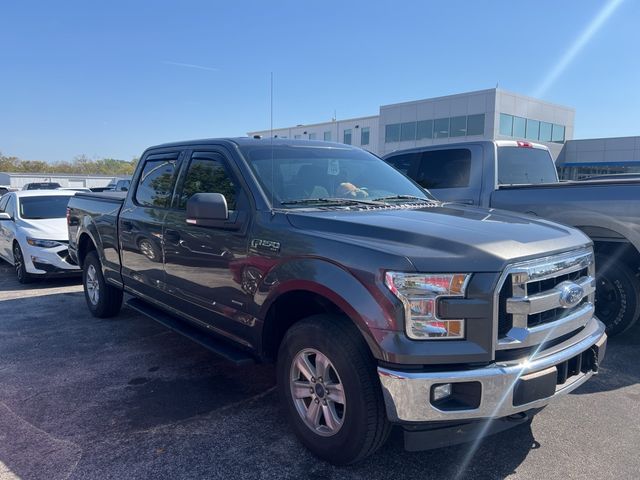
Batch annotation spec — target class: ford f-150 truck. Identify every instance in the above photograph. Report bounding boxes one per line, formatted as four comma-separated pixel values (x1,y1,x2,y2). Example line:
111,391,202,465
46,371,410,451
67,138,606,465
384,140,640,336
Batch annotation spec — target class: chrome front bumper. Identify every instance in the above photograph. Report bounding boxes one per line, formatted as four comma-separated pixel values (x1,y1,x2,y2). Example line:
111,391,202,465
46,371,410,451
378,316,606,423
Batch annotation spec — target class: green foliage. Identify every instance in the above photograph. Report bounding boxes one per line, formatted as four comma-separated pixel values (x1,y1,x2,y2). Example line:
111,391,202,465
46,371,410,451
0,151,138,176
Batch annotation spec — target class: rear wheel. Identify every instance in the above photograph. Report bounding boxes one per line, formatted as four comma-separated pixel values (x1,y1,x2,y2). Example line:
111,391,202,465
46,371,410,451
595,254,640,336
13,243,33,284
277,315,390,465
83,251,123,318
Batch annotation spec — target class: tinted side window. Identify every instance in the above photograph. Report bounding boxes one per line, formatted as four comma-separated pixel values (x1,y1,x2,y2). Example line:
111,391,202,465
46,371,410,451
385,153,416,175
415,149,471,189
177,154,243,210
135,158,178,207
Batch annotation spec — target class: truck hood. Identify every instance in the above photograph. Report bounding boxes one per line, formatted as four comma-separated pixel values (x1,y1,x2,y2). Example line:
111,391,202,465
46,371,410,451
286,203,591,272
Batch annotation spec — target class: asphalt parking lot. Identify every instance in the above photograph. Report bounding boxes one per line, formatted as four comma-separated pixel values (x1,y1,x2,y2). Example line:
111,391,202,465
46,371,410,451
0,262,639,480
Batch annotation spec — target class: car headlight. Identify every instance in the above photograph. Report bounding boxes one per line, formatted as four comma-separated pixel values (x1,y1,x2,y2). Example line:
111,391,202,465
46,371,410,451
384,272,471,340
26,238,63,248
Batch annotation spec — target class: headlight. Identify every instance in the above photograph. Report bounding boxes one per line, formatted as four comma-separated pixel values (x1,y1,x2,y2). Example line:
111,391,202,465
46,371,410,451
384,272,470,340
26,238,63,248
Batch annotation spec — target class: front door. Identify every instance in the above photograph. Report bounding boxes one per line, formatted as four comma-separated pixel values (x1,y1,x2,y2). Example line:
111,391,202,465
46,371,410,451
162,149,254,346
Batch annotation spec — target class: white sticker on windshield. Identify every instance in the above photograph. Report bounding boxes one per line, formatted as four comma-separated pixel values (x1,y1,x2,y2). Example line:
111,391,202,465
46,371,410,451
327,159,340,176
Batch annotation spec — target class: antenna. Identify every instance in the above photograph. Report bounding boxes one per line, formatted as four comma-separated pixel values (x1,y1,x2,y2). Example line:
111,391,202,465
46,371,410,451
270,72,275,212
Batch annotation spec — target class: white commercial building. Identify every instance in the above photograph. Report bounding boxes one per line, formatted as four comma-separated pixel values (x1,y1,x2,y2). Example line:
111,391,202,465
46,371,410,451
249,88,575,160
0,172,116,189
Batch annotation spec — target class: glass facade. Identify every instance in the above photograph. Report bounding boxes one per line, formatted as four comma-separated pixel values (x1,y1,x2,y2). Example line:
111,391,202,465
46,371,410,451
385,114,485,143
500,113,566,144
400,122,416,142
361,127,370,145
343,129,352,145
450,116,467,137
466,114,485,136
385,124,400,142
416,119,433,140
433,118,450,139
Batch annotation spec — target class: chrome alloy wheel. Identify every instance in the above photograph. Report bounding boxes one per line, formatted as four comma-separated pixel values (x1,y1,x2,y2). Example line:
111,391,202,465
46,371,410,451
290,348,346,437
86,264,100,306
13,244,24,280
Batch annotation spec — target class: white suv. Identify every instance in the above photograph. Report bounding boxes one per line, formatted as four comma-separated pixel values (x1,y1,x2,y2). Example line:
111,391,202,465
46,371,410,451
0,190,81,283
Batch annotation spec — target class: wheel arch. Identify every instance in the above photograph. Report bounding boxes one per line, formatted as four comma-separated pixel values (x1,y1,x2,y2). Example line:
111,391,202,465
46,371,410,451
258,259,399,362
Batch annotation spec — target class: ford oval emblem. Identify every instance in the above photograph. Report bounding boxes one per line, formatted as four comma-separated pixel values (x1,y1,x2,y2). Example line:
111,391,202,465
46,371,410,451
558,282,584,308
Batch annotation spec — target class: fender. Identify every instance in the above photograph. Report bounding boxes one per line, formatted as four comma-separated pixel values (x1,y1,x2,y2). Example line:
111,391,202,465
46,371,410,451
257,257,402,360
76,215,123,287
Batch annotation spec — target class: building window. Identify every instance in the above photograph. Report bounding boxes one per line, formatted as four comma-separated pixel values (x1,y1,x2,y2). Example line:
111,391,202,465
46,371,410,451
512,116,526,138
466,114,485,136
361,127,370,145
433,118,450,139
309,133,317,140
416,120,433,140
400,122,416,142
385,124,400,143
499,113,513,136
539,122,552,142
324,131,331,141
450,116,467,137
552,124,565,143
525,119,540,141
343,129,352,145
294,134,301,139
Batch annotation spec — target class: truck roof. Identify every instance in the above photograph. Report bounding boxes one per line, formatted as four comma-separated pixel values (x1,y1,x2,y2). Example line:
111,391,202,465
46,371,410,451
147,137,361,151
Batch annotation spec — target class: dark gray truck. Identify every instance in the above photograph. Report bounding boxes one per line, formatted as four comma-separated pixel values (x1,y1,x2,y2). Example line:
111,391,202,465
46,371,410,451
384,140,640,336
67,138,606,464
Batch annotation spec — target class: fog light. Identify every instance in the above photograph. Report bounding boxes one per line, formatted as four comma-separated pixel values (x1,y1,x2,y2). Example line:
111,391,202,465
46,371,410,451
432,383,452,402
31,256,51,264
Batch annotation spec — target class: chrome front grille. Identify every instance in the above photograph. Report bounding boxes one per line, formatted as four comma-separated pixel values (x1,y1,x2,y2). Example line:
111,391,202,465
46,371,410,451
495,248,595,351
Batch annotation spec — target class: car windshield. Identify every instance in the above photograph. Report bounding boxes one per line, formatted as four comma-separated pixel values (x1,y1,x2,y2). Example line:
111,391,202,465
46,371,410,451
19,196,71,219
239,144,433,207
497,147,559,185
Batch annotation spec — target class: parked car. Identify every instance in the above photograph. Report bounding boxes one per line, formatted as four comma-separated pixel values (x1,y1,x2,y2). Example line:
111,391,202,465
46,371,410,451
105,178,131,192
384,140,640,335
22,182,62,190
0,190,81,282
67,138,606,465
0,185,18,196
58,187,92,192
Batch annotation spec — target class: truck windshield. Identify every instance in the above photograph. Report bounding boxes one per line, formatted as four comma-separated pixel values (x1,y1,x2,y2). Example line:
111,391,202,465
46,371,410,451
19,196,71,219
497,147,559,185
239,144,433,207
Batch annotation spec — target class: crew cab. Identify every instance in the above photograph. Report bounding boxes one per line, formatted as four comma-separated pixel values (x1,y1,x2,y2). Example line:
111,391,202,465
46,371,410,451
67,138,606,464
384,140,640,335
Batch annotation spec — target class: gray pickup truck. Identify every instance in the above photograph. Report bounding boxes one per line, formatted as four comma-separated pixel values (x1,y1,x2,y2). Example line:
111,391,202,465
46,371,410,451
67,138,606,464
384,140,640,335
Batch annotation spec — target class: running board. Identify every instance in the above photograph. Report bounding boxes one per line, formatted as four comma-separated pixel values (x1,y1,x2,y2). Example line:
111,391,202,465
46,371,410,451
126,297,255,366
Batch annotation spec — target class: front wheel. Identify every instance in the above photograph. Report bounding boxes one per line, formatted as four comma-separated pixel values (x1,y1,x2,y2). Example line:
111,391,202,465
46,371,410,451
13,243,33,284
83,251,123,318
595,254,640,336
277,315,390,465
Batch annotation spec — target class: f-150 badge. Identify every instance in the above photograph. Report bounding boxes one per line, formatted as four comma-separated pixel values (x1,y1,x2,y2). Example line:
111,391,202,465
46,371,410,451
251,238,281,253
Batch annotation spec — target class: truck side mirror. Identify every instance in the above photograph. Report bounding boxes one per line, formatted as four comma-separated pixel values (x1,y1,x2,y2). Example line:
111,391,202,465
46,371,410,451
186,193,229,227
0,212,11,221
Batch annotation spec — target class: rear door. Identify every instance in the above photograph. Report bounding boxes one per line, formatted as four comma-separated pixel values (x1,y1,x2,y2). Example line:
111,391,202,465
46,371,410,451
162,149,254,345
119,151,182,300
386,145,483,205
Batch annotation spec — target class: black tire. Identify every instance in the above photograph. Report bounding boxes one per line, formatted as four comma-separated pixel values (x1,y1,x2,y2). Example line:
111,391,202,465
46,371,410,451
83,250,123,318
595,254,640,336
277,314,390,465
13,242,33,284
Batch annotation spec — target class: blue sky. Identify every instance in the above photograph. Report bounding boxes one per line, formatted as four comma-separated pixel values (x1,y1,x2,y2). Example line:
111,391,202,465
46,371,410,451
1,0,638,162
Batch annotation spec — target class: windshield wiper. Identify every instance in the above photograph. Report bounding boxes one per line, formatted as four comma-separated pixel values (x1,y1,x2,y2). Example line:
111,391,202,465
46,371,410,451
372,195,434,203
280,197,383,206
